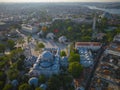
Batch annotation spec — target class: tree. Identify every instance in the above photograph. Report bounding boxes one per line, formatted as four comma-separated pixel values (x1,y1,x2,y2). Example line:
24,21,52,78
100,17,108,29
7,39,15,50
58,74,73,90
7,69,19,80
81,36,91,42
15,58,24,71
0,81,4,90
68,62,83,78
60,50,66,57
35,87,43,90
0,44,5,53
0,71,6,81
0,56,9,69
37,43,45,49
68,54,80,63
38,75,46,84
17,38,25,47
67,26,73,32
47,75,61,90
9,48,23,63
3,84,13,90
35,42,45,52
19,83,31,90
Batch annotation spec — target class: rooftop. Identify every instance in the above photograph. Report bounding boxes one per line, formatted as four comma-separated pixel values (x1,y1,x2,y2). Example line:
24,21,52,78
75,42,101,46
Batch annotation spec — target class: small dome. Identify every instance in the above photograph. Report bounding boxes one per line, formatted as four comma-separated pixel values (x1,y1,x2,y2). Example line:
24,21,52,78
40,84,47,90
58,36,67,43
101,12,112,19
41,51,53,60
61,57,68,61
46,33,55,39
28,77,38,87
11,79,18,87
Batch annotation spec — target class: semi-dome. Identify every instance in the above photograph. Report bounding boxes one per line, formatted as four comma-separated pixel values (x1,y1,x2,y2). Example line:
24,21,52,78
28,77,38,87
58,36,67,43
61,56,68,61
41,51,53,60
11,79,18,87
40,84,47,90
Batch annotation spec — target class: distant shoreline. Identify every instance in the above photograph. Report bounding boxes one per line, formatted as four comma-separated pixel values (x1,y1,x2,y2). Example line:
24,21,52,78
0,2,120,4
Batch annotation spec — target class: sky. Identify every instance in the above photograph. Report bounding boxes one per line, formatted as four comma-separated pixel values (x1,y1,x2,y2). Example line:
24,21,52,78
0,0,120,3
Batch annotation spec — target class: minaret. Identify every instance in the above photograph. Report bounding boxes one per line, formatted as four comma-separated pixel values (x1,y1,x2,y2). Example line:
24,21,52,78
92,14,97,39
56,48,61,56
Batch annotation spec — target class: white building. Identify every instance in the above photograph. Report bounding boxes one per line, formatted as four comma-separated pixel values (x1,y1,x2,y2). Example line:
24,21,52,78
78,48,94,67
58,36,67,43
75,42,101,51
21,24,38,34
113,34,120,42
46,33,55,40
29,48,60,77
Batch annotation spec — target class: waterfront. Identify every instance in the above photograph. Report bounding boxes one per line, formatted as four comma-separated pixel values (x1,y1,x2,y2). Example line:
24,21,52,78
85,5,120,15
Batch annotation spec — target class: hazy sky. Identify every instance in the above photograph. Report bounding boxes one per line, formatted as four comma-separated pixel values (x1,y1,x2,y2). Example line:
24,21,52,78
0,0,120,2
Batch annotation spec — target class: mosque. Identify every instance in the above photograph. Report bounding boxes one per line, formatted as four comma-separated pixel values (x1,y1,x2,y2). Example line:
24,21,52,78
29,48,62,77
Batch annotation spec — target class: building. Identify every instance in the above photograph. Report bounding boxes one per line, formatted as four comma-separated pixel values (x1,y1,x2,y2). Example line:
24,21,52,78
29,48,61,77
113,34,120,42
105,34,120,56
78,48,94,67
72,18,92,24
46,33,55,40
21,24,38,34
60,57,68,68
75,42,101,51
28,77,38,87
100,12,112,19
58,36,67,43
75,42,101,67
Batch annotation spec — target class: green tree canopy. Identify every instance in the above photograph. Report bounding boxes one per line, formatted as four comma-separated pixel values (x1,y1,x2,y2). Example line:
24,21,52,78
0,81,4,90
60,50,66,57
67,26,73,32
0,56,9,69
35,87,43,90
9,48,23,63
0,71,6,81
68,62,83,78
0,44,5,53
35,42,45,52
68,54,80,63
7,69,19,80
47,75,61,90
19,83,31,90
3,84,13,90
37,43,45,49
58,74,73,90
7,39,15,50
38,75,46,84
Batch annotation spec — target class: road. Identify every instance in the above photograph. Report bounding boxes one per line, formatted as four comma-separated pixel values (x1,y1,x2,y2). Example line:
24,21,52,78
85,46,106,90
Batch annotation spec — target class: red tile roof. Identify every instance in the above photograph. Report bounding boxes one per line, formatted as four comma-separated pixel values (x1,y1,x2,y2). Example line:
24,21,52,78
75,42,101,46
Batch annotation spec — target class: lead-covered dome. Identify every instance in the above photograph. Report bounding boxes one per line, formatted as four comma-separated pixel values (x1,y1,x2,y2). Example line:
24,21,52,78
41,51,53,60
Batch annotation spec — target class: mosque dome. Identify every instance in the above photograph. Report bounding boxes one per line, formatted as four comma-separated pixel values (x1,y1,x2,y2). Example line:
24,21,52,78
28,77,38,87
11,79,18,87
40,84,47,90
41,51,53,60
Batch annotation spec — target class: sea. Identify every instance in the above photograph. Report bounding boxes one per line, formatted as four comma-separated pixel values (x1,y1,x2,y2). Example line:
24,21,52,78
85,5,120,15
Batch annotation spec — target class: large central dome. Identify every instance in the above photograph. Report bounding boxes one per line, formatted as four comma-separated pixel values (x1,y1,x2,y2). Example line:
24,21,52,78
41,51,53,60
39,51,54,68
